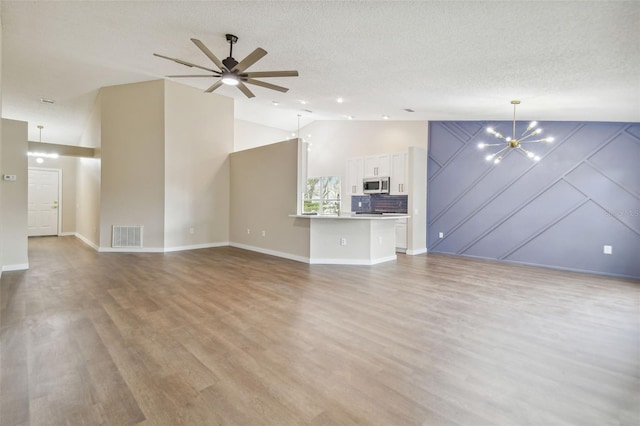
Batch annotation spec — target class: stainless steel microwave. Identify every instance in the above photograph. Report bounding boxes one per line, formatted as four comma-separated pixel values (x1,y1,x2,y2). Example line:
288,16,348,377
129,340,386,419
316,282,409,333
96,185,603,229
363,177,390,194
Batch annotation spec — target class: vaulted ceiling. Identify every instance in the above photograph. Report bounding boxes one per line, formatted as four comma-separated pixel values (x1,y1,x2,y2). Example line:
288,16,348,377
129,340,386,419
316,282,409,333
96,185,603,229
2,1,639,145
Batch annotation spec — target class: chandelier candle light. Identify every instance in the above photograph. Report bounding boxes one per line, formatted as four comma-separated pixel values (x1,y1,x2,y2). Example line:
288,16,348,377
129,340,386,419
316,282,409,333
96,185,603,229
478,100,554,164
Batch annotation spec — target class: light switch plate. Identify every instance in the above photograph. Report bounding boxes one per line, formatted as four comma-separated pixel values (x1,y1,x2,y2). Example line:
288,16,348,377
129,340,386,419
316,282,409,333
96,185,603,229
603,245,612,255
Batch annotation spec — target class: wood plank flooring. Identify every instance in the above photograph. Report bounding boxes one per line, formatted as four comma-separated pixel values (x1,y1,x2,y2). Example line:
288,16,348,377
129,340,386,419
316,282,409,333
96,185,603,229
1,236,638,425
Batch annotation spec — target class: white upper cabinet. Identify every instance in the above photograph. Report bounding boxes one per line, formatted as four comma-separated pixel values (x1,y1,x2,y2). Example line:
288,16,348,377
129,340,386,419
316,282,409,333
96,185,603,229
364,154,390,177
346,157,365,195
390,152,408,194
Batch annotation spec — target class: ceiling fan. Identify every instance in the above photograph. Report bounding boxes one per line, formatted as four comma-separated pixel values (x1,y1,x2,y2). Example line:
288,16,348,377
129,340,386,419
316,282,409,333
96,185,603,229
154,34,299,98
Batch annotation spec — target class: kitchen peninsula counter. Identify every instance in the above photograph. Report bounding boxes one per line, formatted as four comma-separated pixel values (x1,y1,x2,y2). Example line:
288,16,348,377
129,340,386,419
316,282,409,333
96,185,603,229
289,214,409,265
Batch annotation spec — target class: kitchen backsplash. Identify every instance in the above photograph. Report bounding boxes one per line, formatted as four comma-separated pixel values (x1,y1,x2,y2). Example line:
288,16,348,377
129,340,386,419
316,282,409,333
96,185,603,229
351,194,408,213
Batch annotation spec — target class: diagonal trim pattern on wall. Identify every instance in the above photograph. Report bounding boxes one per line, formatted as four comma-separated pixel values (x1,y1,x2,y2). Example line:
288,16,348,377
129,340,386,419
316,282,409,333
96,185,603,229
428,121,640,279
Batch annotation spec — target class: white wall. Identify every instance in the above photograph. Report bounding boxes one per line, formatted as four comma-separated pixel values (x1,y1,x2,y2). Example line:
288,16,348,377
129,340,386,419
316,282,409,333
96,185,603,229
234,119,291,152
100,80,165,249
1,119,29,270
164,80,233,249
303,120,428,178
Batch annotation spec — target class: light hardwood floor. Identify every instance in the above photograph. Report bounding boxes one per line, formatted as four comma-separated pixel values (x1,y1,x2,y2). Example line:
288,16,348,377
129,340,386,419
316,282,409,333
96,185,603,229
1,236,638,425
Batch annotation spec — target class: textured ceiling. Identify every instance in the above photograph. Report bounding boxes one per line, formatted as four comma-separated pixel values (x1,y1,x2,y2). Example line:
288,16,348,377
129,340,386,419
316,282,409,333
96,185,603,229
2,1,639,145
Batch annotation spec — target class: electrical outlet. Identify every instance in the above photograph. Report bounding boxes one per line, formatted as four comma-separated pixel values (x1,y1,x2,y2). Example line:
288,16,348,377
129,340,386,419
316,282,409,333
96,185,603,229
261,230,266,237
247,228,250,235
358,201,362,207
439,232,444,238
340,238,347,246
603,245,612,255
189,227,195,235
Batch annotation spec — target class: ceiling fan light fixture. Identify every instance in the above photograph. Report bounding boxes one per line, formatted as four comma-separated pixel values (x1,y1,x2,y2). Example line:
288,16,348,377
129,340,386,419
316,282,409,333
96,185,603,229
221,73,239,86
155,34,298,98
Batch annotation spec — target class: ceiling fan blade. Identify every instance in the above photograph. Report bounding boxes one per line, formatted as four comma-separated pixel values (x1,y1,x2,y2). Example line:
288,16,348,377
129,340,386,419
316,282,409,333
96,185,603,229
236,82,255,98
167,74,219,78
232,48,267,73
242,70,299,78
205,81,223,93
244,78,289,93
153,53,218,73
190,38,224,71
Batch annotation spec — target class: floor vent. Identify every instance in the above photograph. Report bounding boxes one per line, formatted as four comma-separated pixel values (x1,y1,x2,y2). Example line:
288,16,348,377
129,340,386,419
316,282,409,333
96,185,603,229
112,225,143,248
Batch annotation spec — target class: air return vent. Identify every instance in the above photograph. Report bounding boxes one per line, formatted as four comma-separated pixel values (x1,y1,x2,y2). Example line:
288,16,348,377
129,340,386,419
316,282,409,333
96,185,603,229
112,225,143,248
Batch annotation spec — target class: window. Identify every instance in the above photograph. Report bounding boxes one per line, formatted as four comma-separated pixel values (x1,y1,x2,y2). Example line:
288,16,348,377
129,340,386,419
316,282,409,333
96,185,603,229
304,176,341,215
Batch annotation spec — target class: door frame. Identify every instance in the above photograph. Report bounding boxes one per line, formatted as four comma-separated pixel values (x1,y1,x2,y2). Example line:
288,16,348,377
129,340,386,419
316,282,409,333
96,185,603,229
28,167,63,236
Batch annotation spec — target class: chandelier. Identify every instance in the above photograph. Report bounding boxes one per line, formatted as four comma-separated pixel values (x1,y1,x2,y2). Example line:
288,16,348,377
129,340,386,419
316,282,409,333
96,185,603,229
478,100,554,164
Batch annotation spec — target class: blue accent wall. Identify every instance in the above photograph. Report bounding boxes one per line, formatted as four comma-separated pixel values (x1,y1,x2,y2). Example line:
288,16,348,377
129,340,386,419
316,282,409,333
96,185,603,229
427,121,640,279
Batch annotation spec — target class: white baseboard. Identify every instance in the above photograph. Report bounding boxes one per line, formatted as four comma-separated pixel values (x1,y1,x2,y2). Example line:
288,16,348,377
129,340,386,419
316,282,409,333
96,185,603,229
98,246,165,253
75,234,229,254
229,243,310,263
58,232,76,237
2,263,29,272
406,248,428,255
163,242,229,253
309,255,397,265
75,233,100,251
230,243,398,265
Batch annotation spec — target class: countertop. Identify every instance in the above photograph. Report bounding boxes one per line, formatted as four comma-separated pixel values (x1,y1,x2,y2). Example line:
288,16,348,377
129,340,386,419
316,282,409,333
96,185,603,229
289,213,409,220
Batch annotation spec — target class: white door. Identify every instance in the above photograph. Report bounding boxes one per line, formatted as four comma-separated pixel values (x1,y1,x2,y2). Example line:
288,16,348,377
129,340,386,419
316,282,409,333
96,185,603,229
28,169,60,236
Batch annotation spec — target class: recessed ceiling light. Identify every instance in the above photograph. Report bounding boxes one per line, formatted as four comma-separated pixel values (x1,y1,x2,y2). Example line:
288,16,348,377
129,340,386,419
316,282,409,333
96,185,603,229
348,115,354,120
300,100,307,105
336,97,344,103
382,115,390,120
40,98,55,104
272,101,280,106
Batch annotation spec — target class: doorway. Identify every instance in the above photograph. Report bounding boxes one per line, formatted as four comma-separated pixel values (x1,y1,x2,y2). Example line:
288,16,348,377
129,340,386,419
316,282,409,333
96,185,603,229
28,168,62,237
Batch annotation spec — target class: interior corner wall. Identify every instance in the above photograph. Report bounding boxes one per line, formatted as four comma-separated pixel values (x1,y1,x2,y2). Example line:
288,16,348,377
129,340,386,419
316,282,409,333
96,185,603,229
75,92,102,247
428,121,640,279
164,80,233,249
230,139,310,259
76,157,101,247
234,119,291,152
1,119,29,270
99,80,165,249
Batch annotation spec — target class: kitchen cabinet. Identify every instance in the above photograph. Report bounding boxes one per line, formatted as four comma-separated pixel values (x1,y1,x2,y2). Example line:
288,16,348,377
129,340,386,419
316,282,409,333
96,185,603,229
364,154,390,177
396,218,407,251
346,158,364,195
390,152,408,195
